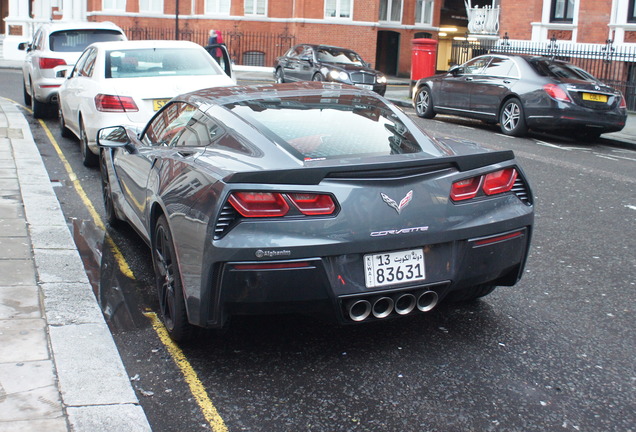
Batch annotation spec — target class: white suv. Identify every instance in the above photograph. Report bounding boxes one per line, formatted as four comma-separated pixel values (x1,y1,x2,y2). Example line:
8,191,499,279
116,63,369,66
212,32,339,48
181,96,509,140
19,21,126,118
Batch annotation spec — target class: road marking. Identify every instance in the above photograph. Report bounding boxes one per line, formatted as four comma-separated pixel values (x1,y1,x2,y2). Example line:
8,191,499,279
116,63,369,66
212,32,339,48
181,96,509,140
534,139,572,150
496,133,516,139
144,312,228,432
36,112,227,432
595,154,619,161
626,205,636,211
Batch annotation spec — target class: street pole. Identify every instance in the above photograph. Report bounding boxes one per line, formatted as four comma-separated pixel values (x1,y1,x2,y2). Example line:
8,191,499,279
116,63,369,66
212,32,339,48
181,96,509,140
175,0,180,40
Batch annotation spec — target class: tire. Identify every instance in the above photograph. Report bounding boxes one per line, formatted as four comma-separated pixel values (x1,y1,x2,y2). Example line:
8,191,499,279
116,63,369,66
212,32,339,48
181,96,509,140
445,284,497,302
414,86,436,119
30,83,50,119
80,118,99,167
274,67,285,84
499,98,527,137
99,149,121,227
58,106,73,138
153,215,195,342
23,81,32,106
312,72,325,81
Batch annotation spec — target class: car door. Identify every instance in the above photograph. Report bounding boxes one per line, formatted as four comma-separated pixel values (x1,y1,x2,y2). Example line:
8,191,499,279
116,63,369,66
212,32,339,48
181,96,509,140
469,56,519,118
62,48,98,134
437,56,491,112
297,46,317,81
203,43,235,81
283,45,306,82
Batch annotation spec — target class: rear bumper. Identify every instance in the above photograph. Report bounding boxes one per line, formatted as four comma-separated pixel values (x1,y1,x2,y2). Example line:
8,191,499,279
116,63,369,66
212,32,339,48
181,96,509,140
200,225,532,328
526,107,627,133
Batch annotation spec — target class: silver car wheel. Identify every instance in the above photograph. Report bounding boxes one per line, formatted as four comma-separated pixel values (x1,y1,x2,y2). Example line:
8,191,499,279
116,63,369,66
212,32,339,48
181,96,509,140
501,102,521,132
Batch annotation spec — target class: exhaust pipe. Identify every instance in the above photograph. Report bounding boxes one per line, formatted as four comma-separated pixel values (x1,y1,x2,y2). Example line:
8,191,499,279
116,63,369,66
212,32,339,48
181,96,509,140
347,299,371,322
372,296,394,319
394,293,416,315
417,290,438,312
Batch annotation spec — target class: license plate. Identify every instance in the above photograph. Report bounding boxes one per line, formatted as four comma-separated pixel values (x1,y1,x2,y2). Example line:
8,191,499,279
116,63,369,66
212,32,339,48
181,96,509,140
153,99,170,111
364,248,426,288
355,84,373,91
582,93,608,103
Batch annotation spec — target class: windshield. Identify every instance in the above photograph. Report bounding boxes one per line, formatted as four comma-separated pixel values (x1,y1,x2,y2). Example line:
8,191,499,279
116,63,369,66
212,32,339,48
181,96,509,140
316,48,365,66
106,48,224,78
226,94,440,161
49,30,125,52
529,59,596,81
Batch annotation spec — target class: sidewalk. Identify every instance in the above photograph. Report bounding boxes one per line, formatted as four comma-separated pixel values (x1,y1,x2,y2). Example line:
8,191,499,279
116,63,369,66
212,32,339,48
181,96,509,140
0,99,150,430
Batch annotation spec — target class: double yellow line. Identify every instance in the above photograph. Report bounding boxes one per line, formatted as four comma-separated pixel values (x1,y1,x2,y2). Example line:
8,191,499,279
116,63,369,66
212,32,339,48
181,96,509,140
32,110,227,432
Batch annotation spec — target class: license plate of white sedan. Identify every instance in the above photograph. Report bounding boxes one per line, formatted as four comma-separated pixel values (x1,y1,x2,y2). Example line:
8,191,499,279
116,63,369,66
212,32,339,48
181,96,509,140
364,248,426,288
582,93,608,103
153,98,170,111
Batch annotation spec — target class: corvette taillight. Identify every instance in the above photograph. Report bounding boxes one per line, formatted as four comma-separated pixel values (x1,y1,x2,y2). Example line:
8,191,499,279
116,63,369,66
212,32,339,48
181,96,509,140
228,192,337,217
543,84,572,102
451,168,518,202
95,94,139,112
288,193,336,215
39,57,66,69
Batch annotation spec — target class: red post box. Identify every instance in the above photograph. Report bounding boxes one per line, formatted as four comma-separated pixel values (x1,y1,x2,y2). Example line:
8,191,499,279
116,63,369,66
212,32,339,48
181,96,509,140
410,38,438,94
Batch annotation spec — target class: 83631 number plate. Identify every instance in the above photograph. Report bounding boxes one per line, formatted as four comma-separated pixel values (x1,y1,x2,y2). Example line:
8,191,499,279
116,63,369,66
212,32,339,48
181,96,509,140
364,248,426,288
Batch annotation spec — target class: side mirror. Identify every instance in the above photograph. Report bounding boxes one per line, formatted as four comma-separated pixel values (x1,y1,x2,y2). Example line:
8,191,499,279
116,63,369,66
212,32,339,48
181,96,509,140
300,55,313,65
97,126,134,152
56,67,71,78
18,42,29,51
449,65,462,76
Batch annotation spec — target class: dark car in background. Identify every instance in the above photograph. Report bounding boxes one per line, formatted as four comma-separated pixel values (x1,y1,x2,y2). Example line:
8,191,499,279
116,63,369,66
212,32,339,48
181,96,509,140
97,81,533,342
273,44,387,95
413,54,627,140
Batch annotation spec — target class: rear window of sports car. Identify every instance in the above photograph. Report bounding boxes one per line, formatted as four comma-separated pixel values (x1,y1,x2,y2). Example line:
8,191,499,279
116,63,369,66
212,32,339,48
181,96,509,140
227,97,438,161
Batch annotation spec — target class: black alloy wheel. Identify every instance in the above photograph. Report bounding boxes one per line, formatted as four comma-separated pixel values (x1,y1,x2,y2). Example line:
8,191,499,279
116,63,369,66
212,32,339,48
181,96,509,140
99,149,121,227
414,86,436,119
499,98,528,137
153,215,194,342
80,118,99,167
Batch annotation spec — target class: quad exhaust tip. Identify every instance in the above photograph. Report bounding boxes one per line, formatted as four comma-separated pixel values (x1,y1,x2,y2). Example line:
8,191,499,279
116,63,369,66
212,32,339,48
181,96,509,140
345,290,439,322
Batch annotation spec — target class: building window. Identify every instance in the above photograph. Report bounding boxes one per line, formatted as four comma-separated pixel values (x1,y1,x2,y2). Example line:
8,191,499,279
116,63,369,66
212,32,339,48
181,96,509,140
550,0,574,23
139,0,162,13
206,0,231,14
243,51,265,66
380,0,403,23
415,0,433,25
245,0,266,15
103,0,126,11
629,0,636,23
325,0,352,19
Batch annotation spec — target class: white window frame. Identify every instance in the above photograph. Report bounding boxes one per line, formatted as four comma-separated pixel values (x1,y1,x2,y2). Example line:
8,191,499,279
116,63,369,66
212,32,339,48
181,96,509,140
206,0,231,15
102,0,126,11
380,0,404,23
139,0,163,13
244,0,267,16
324,0,353,20
415,0,434,25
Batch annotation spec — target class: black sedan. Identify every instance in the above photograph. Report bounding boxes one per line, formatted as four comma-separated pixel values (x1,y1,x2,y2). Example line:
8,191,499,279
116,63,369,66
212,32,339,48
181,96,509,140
273,44,387,95
97,81,534,341
413,54,627,139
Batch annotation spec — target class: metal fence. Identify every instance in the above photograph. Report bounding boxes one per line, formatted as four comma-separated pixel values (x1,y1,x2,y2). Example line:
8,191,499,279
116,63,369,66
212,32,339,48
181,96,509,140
121,24,295,68
451,37,636,110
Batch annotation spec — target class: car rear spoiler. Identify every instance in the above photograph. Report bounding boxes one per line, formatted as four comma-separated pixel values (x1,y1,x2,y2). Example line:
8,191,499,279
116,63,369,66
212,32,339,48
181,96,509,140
224,150,515,185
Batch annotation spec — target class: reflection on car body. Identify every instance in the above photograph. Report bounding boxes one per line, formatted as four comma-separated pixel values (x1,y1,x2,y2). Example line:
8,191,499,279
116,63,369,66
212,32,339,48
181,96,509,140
98,81,534,342
413,54,627,139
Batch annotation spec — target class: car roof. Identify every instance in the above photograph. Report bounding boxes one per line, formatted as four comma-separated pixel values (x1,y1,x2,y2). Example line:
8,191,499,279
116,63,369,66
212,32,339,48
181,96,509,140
37,20,124,33
86,40,204,51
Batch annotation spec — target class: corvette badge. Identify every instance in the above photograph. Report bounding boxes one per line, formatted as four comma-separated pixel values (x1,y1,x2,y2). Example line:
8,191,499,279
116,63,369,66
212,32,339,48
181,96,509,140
381,190,413,214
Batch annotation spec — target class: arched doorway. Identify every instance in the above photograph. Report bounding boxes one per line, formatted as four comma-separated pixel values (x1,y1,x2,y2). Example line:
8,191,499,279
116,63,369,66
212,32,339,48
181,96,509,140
375,30,400,76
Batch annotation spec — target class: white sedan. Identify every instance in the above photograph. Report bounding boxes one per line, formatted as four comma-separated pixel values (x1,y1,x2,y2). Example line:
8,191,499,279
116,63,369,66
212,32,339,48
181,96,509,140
58,39,236,166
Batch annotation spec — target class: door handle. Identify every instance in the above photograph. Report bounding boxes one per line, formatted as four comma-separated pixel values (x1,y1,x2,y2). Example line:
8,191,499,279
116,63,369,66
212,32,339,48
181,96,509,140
465,77,473,81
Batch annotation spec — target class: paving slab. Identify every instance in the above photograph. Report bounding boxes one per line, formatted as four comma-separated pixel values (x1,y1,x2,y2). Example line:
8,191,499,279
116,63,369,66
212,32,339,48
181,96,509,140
0,318,49,363
0,285,40,319
0,259,37,286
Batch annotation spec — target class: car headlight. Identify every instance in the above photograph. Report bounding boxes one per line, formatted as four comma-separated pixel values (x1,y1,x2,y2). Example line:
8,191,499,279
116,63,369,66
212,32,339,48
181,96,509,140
377,75,387,84
329,70,349,81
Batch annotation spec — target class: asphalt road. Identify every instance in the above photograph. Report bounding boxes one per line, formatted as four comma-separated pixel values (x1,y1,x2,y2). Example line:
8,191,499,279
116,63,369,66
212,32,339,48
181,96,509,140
2,68,635,432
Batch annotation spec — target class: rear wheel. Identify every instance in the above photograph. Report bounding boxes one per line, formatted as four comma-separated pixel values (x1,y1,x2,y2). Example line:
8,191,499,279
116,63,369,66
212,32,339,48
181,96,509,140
312,72,325,81
499,98,527,137
414,86,436,119
274,67,285,83
80,118,99,167
445,284,497,302
30,83,50,119
58,106,73,138
153,215,195,342
23,81,32,106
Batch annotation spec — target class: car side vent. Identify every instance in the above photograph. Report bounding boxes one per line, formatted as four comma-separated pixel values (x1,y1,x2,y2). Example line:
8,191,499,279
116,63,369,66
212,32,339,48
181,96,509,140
214,204,240,239
511,176,532,205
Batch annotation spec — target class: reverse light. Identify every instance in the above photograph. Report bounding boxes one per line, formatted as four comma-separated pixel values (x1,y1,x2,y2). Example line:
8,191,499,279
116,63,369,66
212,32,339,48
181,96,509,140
543,84,571,102
288,193,336,215
451,168,519,202
39,57,66,69
95,94,139,112
228,192,290,217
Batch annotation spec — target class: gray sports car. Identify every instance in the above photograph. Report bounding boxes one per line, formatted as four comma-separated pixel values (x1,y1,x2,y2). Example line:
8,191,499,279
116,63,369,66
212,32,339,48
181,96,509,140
97,81,534,341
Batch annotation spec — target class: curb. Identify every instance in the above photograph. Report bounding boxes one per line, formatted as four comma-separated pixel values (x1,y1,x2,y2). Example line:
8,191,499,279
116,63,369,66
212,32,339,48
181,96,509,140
3,99,151,431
